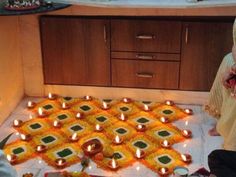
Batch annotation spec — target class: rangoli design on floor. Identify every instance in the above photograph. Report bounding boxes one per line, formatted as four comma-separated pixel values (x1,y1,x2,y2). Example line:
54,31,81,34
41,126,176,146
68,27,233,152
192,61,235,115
4,96,193,175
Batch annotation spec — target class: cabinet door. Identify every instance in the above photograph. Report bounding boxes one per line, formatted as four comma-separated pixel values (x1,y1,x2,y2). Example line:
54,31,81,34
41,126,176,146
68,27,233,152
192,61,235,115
180,22,233,91
41,17,110,86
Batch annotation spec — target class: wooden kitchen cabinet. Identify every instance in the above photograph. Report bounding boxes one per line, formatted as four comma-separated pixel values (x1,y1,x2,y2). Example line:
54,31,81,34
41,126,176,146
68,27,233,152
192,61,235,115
180,22,233,91
41,16,110,86
40,16,233,91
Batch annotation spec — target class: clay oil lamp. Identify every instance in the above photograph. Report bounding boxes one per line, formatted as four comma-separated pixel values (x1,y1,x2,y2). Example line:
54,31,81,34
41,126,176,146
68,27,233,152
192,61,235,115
6,154,17,165
76,112,83,119
181,154,192,163
53,120,62,128
136,124,147,132
119,113,127,121
82,139,103,157
22,172,34,177
135,148,145,159
20,134,31,141
38,107,47,118
13,119,23,127
113,135,123,145
160,116,169,124
61,102,69,110
108,158,119,170
95,124,103,132
161,140,171,148
158,167,169,176
182,129,192,138
55,158,67,168
27,101,36,109
48,92,57,100
69,133,79,142
165,100,174,106
84,95,92,101
184,108,193,115
36,145,47,153
101,101,109,110
143,104,151,112
122,97,132,103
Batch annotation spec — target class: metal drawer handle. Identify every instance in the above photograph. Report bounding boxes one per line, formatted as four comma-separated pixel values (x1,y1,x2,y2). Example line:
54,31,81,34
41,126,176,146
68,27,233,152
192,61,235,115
136,54,154,60
136,35,155,40
136,72,154,78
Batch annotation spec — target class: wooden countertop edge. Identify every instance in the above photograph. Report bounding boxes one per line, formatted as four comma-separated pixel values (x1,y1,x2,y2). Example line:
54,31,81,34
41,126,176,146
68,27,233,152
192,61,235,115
48,5,236,16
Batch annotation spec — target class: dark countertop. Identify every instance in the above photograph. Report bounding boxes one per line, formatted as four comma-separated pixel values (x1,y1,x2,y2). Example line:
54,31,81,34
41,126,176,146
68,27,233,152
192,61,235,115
0,2,70,16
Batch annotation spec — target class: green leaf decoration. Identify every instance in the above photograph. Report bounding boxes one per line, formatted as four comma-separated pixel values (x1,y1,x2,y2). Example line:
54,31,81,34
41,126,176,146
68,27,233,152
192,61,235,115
0,133,13,150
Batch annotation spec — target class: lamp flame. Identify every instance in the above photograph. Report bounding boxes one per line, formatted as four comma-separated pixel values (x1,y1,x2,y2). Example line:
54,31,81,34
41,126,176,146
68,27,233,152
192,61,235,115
111,158,117,168
136,148,141,158
38,107,43,116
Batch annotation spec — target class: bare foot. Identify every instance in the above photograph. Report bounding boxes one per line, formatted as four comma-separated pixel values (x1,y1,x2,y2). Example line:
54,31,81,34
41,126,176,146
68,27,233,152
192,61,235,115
208,126,220,136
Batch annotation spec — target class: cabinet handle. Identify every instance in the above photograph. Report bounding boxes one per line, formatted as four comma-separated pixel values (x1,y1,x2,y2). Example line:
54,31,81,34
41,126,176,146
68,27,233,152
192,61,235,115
136,72,154,78
103,25,107,43
136,54,154,60
185,26,189,44
136,35,155,40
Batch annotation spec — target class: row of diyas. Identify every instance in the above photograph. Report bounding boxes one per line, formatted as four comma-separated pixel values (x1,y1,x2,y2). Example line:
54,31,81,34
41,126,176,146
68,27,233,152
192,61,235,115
26,93,193,115
13,117,192,139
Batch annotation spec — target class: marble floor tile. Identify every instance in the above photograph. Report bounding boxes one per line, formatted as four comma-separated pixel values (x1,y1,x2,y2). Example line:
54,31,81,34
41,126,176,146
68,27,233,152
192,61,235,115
0,98,224,177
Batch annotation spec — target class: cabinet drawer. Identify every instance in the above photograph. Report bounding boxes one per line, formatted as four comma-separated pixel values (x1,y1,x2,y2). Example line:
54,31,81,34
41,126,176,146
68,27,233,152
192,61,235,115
111,52,180,61
112,60,179,89
111,20,181,53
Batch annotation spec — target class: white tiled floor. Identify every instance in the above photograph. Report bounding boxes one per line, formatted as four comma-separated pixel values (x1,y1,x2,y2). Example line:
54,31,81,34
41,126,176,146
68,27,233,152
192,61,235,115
0,97,223,177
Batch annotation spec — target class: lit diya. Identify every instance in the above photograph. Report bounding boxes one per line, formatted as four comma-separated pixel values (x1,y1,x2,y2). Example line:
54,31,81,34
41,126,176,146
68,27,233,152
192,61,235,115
158,167,170,176
36,145,47,153
27,101,36,109
135,148,145,159
101,101,109,110
61,102,69,110
6,154,17,165
165,100,174,106
53,120,62,128
82,139,103,157
182,129,192,138
113,135,123,145
136,124,147,132
75,112,83,119
160,116,169,124
48,92,57,100
143,104,151,111
69,133,79,142
181,154,192,163
95,124,103,132
184,108,193,115
108,158,119,170
161,140,171,148
22,172,34,177
37,107,47,118
20,134,31,141
119,113,127,121
84,95,92,101
13,119,23,127
55,158,67,168
122,97,132,103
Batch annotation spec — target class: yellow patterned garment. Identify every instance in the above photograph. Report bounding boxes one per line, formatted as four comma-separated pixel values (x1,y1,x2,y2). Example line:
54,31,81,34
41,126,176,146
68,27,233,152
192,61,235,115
205,53,236,151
